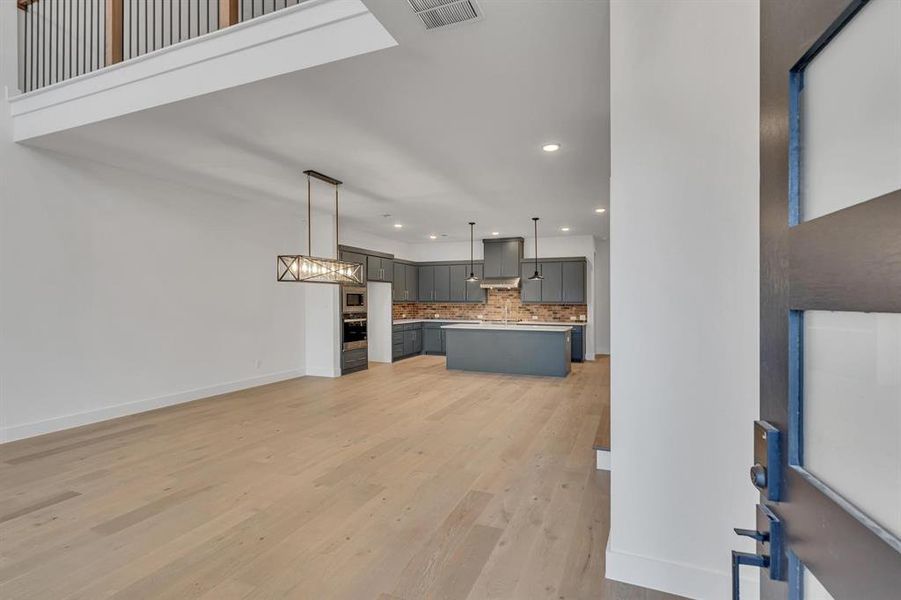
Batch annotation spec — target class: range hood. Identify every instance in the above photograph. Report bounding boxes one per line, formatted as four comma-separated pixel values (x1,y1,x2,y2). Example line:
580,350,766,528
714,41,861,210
479,237,524,289
480,277,521,289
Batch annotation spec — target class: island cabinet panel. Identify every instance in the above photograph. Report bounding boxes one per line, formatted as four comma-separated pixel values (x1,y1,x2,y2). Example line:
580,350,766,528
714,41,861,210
521,262,542,302
540,262,563,303
423,326,443,354
405,264,419,301
562,261,585,304
393,263,406,302
465,264,485,302
418,266,435,301
433,265,451,301
450,265,467,301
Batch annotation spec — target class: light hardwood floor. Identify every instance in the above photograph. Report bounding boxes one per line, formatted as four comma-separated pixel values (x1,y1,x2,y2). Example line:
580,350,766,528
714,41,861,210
0,355,680,600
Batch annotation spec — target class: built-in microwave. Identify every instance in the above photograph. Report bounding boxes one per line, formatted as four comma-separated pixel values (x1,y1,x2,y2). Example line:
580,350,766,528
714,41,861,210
342,286,367,315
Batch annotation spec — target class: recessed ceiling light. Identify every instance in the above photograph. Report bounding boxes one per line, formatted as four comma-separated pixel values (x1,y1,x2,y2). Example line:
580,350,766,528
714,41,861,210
542,143,561,152
595,208,606,214
491,231,500,236
561,227,570,232
429,235,437,240
394,223,403,228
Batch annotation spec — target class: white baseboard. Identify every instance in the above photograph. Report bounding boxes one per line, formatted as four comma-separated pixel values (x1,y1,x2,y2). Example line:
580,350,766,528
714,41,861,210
304,365,341,377
596,449,611,470
0,368,305,444
605,544,759,600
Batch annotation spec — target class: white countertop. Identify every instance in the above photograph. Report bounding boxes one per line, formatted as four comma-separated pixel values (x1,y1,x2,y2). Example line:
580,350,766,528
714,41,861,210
441,323,572,333
517,320,587,327
393,319,586,326
393,319,481,325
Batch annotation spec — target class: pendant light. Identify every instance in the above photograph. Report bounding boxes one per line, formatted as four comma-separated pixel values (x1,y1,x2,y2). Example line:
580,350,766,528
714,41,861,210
528,217,543,280
276,170,364,284
466,222,479,282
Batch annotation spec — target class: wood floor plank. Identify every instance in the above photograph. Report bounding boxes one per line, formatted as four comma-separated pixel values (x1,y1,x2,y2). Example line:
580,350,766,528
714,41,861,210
0,355,679,600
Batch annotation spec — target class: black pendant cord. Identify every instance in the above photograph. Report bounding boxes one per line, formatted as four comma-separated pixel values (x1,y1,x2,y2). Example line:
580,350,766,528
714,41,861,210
466,222,478,282
529,217,543,280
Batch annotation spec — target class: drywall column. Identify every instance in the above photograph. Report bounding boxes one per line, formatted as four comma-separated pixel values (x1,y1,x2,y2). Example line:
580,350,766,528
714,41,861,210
367,282,392,363
303,178,341,377
607,1,760,599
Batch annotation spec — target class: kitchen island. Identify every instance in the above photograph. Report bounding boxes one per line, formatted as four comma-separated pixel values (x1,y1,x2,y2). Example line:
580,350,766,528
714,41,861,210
441,323,572,377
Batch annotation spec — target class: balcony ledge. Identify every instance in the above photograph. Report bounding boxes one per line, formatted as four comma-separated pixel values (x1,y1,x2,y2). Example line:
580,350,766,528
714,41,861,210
8,0,397,142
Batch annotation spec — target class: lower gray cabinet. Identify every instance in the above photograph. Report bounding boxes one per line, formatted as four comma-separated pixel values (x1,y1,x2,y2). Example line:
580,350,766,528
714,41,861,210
394,323,424,360
571,326,585,362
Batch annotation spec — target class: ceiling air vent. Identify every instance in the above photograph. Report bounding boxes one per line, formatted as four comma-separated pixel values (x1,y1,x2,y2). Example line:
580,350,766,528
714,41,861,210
408,0,481,30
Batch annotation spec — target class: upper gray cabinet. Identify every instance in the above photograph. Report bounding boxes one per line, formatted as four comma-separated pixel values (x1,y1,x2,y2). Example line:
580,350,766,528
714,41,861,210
520,259,587,304
450,264,467,302
417,262,485,303
418,265,435,301
405,264,419,302
339,250,367,284
393,262,419,302
483,238,523,278
465,264,485,302
433,265,451,301
367,255,393,282
393,262,406,302
540,261,563,303
520,262,541,302
562,261,585,303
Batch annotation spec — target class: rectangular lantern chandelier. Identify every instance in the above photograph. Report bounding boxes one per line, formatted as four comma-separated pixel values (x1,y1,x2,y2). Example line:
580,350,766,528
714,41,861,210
277,170,364,285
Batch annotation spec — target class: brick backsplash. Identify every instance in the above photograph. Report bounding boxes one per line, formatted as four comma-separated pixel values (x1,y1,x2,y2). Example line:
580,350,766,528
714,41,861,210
392,288,588,322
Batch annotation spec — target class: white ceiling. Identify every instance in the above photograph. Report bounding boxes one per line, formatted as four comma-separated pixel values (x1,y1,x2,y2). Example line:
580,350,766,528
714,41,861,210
29,0,610,243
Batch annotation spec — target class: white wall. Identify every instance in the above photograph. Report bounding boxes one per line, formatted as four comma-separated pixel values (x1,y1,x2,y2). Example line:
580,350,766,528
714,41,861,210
607,1,759,599
0,7,308,442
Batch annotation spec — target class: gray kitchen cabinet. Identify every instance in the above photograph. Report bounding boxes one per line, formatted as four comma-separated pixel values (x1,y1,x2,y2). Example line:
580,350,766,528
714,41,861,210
501,240,522,277
482,238,522,279
403,330,414,355
433,265,451,301
540,261,563,303
465,264,485,302
449,264,467,302
570,326,585,362
393,262,406,302
483,242,503,278
520,262,541,302
562,261,586,303
418,266,435,301
423,326,442,353
405,264,419,301
339,250,367,284
367,256,393,282
412,328,422,353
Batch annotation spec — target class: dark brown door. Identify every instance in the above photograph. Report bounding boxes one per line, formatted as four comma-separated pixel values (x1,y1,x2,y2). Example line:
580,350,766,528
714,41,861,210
756,0,901,598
